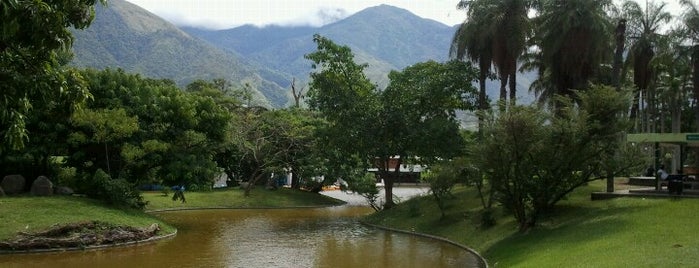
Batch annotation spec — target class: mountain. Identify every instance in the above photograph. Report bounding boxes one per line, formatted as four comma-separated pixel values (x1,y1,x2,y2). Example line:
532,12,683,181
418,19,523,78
70,0,292,107
184,4,534,103
71,2,534,109
183,5,453,88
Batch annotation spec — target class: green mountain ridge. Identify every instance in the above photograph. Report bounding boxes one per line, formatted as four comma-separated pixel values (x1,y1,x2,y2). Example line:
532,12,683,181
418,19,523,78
71,1,535,108
70,0,291,107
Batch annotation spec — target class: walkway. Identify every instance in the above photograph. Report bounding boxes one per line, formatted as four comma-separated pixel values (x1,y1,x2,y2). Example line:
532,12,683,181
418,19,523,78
320,186,430,206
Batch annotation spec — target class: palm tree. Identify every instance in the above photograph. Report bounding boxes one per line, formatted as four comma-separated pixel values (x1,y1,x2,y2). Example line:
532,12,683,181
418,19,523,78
534,0,613,102
679,0,699,132
489,0,531,107
622,0,672,131
451,0,494,133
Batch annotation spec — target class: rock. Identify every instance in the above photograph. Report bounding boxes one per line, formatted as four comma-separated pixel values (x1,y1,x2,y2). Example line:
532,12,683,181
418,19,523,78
1,174,26,195
54,186,74,195
31,176,53,196
0,186,5,197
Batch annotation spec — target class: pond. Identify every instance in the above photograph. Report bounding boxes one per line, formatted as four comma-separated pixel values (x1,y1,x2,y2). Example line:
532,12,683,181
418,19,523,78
0,206,484,268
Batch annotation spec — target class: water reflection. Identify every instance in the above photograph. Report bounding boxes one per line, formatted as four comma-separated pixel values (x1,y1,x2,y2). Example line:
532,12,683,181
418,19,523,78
0,206,482,268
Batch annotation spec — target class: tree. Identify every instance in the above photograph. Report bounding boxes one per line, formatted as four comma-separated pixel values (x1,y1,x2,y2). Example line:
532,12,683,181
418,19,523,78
0,0,101,150
69,108,139,176
422,161,463,219
377,60,479,208
622,0,672,129
305,34,381,195
67,69,230,191
459,0,531,108
534,0,613,100
477,85,632,231
680,0,699,133
452,0,495,132
307,36,479,209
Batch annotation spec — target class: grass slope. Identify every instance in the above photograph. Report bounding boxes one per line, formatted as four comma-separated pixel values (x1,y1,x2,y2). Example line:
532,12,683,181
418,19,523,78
143,187,345,211
0,196,175,241
365,180,699,267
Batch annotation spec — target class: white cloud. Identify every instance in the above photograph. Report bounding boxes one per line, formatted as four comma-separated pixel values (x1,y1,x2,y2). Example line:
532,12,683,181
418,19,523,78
125,0,465,29
125,0,687,30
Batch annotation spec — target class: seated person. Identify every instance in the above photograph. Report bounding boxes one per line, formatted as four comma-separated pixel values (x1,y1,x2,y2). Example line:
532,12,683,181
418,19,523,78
657,165,669,180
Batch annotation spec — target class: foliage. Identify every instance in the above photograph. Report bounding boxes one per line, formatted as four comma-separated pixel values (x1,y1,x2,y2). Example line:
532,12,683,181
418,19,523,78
476,85,631,231
87,169,146,209
0,0,102,151
307,35,480,209
422,163,462,219
348,173,382,212
533,0,613,99
62,70,231,198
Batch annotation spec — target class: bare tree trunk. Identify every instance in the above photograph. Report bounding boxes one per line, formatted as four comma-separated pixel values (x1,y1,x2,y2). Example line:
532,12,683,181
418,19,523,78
612,20,626,91
478,61,489,137
499,75,507,112
509,71,516,106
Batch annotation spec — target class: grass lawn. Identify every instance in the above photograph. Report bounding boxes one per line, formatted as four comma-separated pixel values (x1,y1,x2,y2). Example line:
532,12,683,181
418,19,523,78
365,180,699,267
0,195,176,241
143,187,345,211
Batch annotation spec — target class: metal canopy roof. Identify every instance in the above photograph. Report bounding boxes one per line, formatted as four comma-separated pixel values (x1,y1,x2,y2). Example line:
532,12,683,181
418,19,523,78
627,133,699,146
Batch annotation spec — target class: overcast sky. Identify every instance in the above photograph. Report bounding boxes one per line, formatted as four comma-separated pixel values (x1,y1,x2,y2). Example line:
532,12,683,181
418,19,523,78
125,0,685,30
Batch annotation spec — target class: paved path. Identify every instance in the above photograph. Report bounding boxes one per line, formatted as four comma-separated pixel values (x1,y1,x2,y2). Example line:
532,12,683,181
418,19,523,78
321,186,430,206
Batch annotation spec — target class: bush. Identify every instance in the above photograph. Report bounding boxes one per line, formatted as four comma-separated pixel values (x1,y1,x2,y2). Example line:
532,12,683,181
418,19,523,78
88,169,147,209
348,173,382,211
407,199,421,217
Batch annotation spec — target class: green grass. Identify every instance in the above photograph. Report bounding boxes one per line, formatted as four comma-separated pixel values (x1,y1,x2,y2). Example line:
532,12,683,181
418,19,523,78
0,195,176,241
365,180,699,267
143,187,345,211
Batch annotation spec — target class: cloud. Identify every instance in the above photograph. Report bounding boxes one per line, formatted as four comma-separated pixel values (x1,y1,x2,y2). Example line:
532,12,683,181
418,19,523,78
125,0,464,29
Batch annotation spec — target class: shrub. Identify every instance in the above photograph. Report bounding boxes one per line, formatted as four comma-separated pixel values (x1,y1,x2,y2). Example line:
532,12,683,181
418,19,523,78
88,169,147,209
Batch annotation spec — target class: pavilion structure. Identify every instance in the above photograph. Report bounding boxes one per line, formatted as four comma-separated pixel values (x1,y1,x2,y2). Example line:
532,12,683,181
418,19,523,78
626,133,699,190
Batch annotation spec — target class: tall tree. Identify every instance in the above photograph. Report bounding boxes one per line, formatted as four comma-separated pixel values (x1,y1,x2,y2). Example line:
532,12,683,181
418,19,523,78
534,0,613,100
680,0,699,133
622,0,672,130
378,60,479,208
487,0,531,107
0,0,101,151
451,0,494,133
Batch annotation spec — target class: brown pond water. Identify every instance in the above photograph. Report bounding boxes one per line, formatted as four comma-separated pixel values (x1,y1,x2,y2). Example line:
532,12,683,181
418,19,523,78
0,206,483,268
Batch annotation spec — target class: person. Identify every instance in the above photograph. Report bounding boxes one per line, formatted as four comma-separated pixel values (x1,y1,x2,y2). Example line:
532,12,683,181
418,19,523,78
657,165,669,181
172,184,186,203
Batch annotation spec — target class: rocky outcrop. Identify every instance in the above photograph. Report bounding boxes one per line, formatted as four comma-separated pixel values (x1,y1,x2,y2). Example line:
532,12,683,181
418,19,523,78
31,176,53,196
1,174,25,195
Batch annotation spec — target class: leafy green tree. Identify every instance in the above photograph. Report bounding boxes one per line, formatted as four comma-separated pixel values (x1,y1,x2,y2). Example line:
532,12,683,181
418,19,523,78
69,108,139,176
305,34,381,194
69,69,230,190
377,60,479,208
422,162,463,219
307,35,480,209
477,85,631,231
1,0,101,150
